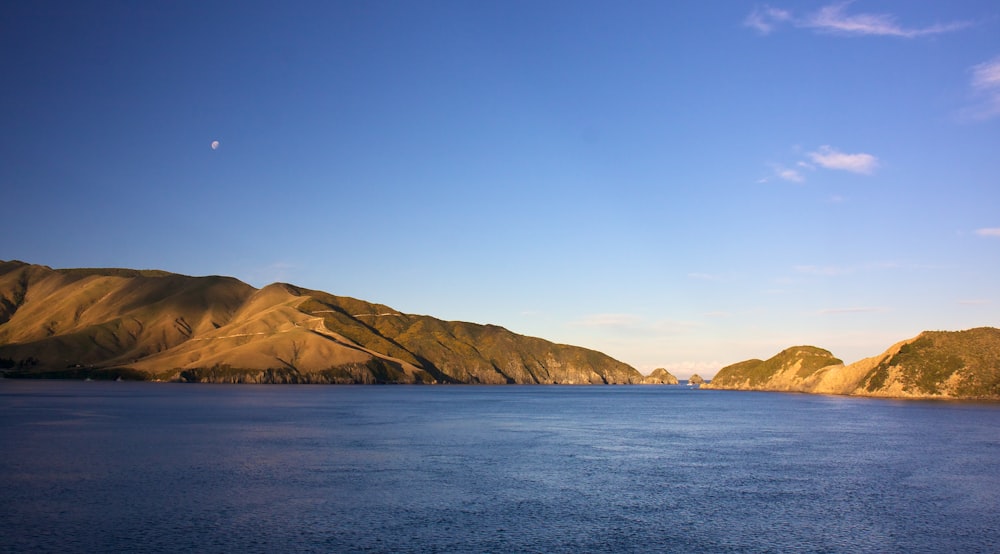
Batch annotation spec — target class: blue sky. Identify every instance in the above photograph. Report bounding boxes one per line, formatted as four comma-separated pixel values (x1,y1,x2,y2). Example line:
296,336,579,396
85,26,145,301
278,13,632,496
3,1,998,377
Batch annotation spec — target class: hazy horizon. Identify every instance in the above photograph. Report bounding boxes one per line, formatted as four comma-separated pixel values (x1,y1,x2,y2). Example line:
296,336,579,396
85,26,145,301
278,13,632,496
3,1,998,378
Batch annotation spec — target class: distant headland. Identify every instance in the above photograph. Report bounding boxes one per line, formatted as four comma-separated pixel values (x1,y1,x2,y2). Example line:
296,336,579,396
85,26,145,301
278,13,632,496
704,328,1000,401
0,260,649,385
2,260,997,400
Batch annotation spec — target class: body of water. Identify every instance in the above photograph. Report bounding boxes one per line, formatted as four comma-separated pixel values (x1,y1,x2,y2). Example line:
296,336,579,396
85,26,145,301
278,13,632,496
2,381,999,552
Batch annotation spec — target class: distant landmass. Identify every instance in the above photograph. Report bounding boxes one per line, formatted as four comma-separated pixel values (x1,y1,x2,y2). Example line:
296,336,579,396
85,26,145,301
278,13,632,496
641,367,679,385
6,260,992,398
704,328,1000,400
0,261,650,384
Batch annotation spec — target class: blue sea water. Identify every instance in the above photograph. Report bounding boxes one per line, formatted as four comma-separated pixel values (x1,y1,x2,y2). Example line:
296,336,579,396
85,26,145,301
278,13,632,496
1,381,999,553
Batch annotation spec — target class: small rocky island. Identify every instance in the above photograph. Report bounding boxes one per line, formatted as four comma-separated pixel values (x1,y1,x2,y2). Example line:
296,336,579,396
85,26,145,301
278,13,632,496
641,368,680,385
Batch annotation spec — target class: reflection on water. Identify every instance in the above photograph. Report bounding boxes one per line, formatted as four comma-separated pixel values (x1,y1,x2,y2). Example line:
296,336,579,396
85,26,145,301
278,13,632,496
2,382,999,552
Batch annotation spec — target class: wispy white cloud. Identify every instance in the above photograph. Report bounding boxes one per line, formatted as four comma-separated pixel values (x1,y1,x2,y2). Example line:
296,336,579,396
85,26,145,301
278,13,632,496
805,2,970,37
965,56,1000,120
958,299,991,306
744,5,792,35
758,165,805,184
774,165,805,183
746,2,971,38
972,57,1000,91
975,227,1000,237
762,145,876,184
807,145,879,174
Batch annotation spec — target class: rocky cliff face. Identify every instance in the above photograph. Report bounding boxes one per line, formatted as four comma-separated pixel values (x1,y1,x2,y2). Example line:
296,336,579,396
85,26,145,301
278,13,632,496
641,367,679,384
704,329,1000,400
688,374,705,385
0,261,642,384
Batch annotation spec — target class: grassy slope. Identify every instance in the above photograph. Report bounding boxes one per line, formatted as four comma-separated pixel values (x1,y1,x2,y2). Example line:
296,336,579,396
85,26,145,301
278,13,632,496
857,328,1000,399
707,330,1000,400
0,261,641,384
296,288,641,384
706,346,843,390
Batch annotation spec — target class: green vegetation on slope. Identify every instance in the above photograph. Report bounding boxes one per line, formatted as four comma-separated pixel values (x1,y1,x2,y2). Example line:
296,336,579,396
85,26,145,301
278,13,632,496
710,346,842,387
708,329,1000,400
863,328,1000,398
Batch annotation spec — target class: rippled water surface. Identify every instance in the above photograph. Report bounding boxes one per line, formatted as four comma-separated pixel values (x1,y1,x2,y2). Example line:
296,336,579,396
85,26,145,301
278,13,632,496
2,381,999,553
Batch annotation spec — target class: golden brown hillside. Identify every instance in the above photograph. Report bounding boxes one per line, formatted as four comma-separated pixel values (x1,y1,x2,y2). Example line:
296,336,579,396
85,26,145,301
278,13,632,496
703,346,843,392
704,329,1000,400
853,328,1000,399
0,261,642,384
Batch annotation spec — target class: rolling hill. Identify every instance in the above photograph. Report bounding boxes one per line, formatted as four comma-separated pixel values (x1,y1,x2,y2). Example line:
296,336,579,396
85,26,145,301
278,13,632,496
704,328,1000,400
0,260,642,384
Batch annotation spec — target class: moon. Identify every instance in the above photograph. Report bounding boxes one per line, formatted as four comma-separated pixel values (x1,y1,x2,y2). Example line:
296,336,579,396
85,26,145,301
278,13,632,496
210,140,220,150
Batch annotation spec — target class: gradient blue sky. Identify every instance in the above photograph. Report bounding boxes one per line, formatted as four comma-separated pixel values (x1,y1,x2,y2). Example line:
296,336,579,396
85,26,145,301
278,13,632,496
3,1,998,377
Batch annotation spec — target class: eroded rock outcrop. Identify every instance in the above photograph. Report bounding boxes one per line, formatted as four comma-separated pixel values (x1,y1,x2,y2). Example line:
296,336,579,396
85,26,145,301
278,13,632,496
641,367,679,385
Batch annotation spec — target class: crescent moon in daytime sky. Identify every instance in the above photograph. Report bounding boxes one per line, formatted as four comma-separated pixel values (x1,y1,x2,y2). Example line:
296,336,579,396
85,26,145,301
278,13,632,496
210,140,220,150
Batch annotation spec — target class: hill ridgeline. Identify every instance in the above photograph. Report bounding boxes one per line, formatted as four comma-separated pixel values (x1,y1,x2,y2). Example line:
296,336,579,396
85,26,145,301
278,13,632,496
0,260,646,384
704,328,1000,400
